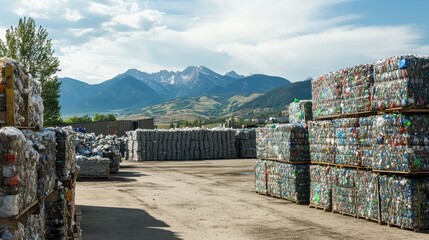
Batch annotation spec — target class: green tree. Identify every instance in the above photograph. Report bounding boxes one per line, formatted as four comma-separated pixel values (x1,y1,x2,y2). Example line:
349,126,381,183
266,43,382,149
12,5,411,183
0,17,61,126
64,115,92,124
93,113,117,122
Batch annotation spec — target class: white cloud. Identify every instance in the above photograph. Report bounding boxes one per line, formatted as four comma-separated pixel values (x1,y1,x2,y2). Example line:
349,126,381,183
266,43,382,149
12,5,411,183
65,8,83,22
13,0,69,18
51,0,429,83
68,28,94,37
0,27,6,42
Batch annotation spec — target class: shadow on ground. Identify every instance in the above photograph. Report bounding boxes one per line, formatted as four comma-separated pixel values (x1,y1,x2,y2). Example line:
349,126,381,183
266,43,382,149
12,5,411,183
79,205,182,240
77,171,147,183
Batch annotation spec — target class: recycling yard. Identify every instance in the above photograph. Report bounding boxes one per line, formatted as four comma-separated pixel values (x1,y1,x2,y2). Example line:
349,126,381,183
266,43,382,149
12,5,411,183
77,159,428,240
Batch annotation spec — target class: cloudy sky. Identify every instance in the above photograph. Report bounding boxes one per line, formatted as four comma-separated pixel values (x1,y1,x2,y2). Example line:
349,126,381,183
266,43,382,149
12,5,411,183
0,0,428,83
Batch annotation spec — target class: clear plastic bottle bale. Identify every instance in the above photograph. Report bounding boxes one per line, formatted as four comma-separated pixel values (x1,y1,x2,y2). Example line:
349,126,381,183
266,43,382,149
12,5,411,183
356,171,379,221
0,58,44,129
76,156,110,178
373,114,429,172
255,159,267,194
266,161,281,198
308,120,335,164
266,124,310,162
23,202,46,239
358,116,376,167
45,199,68,239
256,128,269,159
289,100,313,124
372,55,429,110
278,163,310,204
309,165,332,209
0,127,33,218
379,175,429,230
341,64,374,114
333,118,362,166
331,167,357,216
312,71,342,118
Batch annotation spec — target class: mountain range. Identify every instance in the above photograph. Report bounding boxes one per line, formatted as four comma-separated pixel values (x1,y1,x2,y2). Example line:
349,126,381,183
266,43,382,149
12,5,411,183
59,66,294,117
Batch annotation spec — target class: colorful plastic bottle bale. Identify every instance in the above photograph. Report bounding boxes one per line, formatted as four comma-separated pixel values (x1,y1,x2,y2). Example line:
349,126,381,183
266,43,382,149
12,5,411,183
309,165,332,209
373,114,429,172
333,118,362,166
372,55,429,110
256,128,269,159
308,120,335,164
341,64,374,114
331,167,357,216
356,171,379,221
289,100,313,124
312,71,342,118
278,162,310,204
266,161,281,198
379,175,429,230
358,116,376,167
255,159,267,194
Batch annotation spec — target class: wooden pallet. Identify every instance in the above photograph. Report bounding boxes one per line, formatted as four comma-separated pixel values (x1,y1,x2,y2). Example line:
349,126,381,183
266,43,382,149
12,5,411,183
356,215,382,224
282,196,308,205
266,158,310,165
372,169,429,176
309,204,332,212
332,163,372,171
386,222,425,232
310,161,336,166
332,209,357,218
378,107,429,114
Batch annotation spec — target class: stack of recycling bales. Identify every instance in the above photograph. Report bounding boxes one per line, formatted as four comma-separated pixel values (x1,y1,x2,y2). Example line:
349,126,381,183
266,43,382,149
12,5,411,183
125,128,237,161
288,100,313,124
0,58,44,129
308,54,429,231
75,132,122,176
255,124,310,204
235,129,256,158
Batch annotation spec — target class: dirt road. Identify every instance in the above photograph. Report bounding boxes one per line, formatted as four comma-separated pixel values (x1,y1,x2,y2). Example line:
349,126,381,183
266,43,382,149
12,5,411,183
76,159,428,240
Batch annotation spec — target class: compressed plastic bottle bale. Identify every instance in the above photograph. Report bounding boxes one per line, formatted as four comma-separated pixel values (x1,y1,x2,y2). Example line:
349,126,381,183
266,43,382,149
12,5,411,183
373,114,429,172
45,199,68,239
372,55,429,110
256,128,269,159
255,159,267,194
235,129,257,158
278,162,310,204
259,124,310,162
333,118,362,166
48,127,77,181
0,127,31,217
379,175,429,230
331,167,357,216
358,116,376,167
23,202,45,239
356,171,379,220
267,161,281,197
341,64,374,114
308,120,335,164
289,100,313,124
0,58,44,129
312,71,342,118
76,156,109,177
310,165,332,209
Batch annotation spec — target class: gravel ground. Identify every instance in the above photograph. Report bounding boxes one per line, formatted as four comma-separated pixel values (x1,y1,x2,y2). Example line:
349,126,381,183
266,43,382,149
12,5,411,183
76,159,429,240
